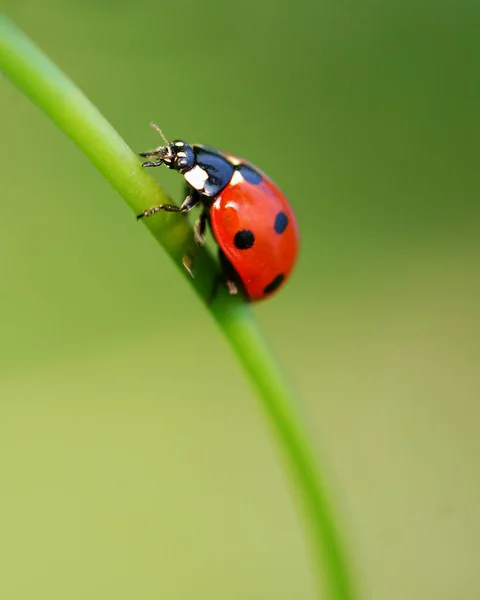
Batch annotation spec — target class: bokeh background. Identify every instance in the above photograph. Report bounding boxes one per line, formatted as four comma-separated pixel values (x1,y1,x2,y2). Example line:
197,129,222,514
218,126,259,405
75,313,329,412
1,1,479,599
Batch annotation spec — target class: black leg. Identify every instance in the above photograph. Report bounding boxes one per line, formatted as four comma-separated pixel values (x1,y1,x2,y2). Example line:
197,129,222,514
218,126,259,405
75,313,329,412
137,189,201,220
141,160,164,168
209,249,244,303
193,209,208,246
219,250,240,296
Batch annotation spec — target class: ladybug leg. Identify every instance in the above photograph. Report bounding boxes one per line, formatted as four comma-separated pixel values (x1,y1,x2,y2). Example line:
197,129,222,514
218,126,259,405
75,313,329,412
219,251,239,295
209,249,239,302
226,279,239,295
139,150,161,158
137,190,200,220
182,207,207,278
193,209,207,246
139,148,167,167
139,151,164,168
141,160,164,167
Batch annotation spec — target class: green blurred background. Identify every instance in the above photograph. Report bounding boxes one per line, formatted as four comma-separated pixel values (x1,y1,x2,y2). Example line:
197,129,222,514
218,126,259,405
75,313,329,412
1,1,479,598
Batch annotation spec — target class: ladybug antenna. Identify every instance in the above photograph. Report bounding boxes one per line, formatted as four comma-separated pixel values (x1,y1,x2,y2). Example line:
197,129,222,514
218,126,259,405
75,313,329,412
150,122,169,145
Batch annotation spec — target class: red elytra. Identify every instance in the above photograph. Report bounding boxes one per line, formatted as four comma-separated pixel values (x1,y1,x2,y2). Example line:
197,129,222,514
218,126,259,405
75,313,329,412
210,164,299,301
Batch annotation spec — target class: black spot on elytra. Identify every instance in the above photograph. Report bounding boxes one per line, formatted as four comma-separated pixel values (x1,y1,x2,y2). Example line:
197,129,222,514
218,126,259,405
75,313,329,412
237,164,262,185
234,229,255,250
263,274,285,295
274,211,288,234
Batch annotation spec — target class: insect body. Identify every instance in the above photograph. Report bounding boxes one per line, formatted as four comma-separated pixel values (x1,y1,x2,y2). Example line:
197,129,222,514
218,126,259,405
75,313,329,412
138,124,299,301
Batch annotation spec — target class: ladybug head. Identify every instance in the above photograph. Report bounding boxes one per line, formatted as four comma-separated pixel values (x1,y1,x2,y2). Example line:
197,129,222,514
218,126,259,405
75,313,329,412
139,123,195,174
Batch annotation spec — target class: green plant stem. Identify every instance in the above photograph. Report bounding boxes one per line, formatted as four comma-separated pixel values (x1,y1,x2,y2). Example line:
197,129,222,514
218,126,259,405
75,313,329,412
0,14,357,600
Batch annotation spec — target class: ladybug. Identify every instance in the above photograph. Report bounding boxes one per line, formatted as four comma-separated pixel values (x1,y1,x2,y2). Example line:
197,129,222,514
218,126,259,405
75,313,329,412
137,123,299,301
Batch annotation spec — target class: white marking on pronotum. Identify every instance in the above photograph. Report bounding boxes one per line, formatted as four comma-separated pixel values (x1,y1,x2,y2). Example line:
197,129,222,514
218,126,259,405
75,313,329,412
175,141,185,147
177,151,187,158
230,170,245,185
184,165,209,190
